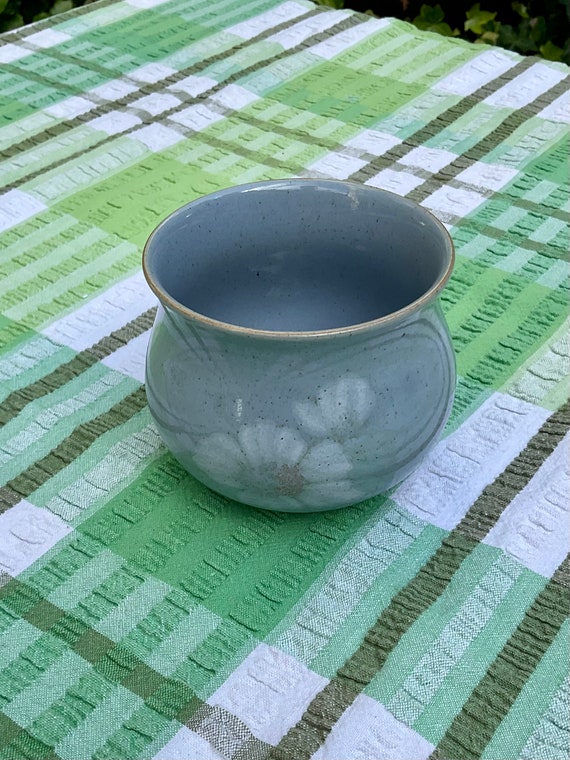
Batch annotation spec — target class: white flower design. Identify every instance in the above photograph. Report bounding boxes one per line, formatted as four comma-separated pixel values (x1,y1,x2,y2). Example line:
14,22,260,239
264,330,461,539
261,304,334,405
193,420,360,511
293,376,375,440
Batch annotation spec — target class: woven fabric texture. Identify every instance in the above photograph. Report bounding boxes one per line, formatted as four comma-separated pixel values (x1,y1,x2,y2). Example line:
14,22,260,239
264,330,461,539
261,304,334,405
0,0,569,758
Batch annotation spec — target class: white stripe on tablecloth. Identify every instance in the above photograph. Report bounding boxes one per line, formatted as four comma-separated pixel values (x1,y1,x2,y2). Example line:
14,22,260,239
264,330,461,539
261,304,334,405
41,271,155,351
393,392,550,531
101,329,151,383
484,433,570,577
0,190,46,234
152,727,223,760
313,692,434,760
226,1,311,40
45,419,162,523
433,48,518,95
0,500,72,576
208,643,328,745
484,62,567,109
309,16,389,59
267,9,350,50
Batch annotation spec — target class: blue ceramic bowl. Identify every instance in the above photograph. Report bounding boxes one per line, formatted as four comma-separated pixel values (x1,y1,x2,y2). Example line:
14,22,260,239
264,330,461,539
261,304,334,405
143,179,455,512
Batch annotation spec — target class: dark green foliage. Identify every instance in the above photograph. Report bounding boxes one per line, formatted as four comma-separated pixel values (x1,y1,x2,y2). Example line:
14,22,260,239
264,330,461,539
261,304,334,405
1,0,75,30
0,0,568,64
319,0,570,63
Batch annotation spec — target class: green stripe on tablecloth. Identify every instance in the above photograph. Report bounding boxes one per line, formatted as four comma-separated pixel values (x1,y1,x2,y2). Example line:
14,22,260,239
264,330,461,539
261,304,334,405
0,563,211,751
172,120,324,177
480,617,570,760
75,470,384,696
46,551,125,613
2,649,91,727
0,257,141,347
0,728,62,760
32,411,160,522
1,226,139,321
0,212,78,271
443,261,568,389
269,60,425,126
55,685,143,760
0,308,155,427
0,127,109,189
368,548,524,708
429,565,570,760
304,521,447,678
53,155,248,245
0,338,73,399
0,621,42,671
4,59,108,101
0,629,69,707
400,563,549,740
348,55,533,182
0,386,147,513
0,596,202,758
463,290,568,389
503,317,570,411
456,401,570,541
79,470,379,634
0,318,39,358
407,76,570,205
454,217,568,259
0,72,67,120
0,3,327,165
266,400,570,759
0,368,138,484
518,672,570,760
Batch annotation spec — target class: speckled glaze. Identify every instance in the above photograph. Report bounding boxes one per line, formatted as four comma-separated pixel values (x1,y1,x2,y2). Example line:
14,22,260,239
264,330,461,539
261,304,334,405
143,179,456,512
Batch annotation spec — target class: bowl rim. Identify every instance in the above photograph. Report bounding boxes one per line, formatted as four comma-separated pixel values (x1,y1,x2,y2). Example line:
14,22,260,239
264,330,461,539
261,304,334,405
142,178,455,340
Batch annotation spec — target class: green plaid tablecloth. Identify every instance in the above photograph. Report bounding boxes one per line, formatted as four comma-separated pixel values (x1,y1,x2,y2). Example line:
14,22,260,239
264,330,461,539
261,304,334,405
1,0,569,757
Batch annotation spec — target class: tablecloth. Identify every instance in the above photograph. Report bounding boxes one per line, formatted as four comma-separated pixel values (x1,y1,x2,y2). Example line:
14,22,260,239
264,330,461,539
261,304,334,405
0,0,569,757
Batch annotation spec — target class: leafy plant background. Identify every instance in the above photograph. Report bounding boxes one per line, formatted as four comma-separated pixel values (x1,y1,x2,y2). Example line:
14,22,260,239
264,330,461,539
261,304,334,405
0,0,569,64
319,0,570,63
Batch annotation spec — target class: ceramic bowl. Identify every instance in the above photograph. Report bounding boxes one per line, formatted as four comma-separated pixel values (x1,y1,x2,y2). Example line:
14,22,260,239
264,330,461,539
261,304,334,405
143,179,456,512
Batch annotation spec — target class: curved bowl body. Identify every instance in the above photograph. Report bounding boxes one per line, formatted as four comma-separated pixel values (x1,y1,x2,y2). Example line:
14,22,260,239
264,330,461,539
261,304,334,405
143,179,456,512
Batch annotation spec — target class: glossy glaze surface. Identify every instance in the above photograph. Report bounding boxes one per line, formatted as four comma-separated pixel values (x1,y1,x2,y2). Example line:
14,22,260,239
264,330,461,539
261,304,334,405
144,180,456,511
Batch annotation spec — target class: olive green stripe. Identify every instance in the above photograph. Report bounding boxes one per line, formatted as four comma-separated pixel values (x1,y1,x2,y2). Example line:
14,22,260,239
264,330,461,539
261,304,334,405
455,219,570,257
430,561,570,760
266,534,476,760
0,577,202,754
349,56,534,185
407,75,570,206
0,4,322,164
552,554,570,589
0,386,147,514
267,399,570,760
184,702,272,759
456,399,570,541
0,712,23,747
503,196,569,222
0,307,155,428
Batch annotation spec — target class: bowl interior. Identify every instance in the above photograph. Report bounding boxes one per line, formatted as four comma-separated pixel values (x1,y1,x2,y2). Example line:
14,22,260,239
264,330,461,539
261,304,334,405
144,180,453,333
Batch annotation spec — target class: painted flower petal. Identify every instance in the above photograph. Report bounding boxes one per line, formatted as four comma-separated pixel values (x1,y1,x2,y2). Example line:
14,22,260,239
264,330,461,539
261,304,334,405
294,376,375,440
292,398,330,438
300,439,352,483
238,421,307,469
193,432,245,483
